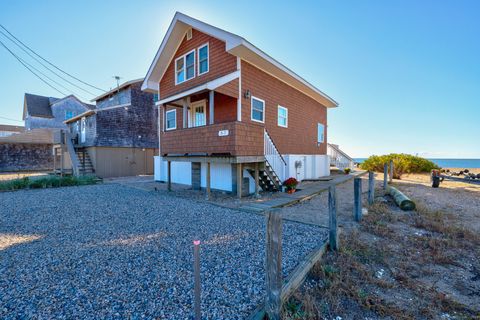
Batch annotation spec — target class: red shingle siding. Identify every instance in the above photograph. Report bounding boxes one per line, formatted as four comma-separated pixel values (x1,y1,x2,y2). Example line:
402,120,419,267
160,121,263,156
159,29,237,99
240,61,327,155
214,94,237,124
215,78,238,98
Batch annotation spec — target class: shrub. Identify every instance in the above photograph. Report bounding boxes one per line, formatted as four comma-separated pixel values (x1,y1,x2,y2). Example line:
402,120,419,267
283,177,299,190
0,175,98,191
344,168,351,174
360,154,439,179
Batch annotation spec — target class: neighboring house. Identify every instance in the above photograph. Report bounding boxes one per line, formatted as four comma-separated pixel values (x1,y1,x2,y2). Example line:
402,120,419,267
23,93,93,130
142,12,338,195
327,143,355,170
63,79,158,178
0,124,24,137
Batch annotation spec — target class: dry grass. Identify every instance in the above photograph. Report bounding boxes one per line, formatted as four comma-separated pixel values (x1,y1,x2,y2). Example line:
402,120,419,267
283,197,480,320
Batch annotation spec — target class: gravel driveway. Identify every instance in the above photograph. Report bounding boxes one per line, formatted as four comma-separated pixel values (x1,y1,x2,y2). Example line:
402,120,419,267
0,184,326,319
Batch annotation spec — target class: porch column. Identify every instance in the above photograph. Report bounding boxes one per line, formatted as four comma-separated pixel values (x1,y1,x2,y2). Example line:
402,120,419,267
209,90,214,125
237,163,243,199
183,98,188,128
254,162,260,198
206,162,211,200
167,160,172,191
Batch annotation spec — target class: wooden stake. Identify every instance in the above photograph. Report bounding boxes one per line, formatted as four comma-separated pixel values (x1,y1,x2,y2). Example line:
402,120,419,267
328,185,338,251
265,210,282,320
368,171,375,205
193,240,201,320
354,177,362,222
389,160,394,182
383,163,388,189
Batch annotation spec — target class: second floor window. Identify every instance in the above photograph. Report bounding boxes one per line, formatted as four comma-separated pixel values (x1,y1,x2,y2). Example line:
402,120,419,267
166,109,177,130
278,106,288,128
317,123,325,144
251,96,265,123
65,110,75,120
198,43,209,75
175,50,195,85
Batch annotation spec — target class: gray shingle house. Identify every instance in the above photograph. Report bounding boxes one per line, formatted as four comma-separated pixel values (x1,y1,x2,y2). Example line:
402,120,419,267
23,93,94,130
62,79,158,178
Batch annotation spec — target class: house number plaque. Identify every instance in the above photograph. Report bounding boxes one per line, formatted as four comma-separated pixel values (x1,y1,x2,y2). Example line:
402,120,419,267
218,130,229,136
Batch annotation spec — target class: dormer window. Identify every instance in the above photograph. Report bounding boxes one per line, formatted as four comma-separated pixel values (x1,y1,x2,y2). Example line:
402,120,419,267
175,50,195,85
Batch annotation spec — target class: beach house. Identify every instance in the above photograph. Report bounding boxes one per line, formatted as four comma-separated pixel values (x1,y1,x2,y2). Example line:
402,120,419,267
142,12,338,196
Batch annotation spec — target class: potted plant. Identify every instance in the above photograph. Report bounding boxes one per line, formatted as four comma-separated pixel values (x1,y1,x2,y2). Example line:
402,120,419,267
283,177,298,194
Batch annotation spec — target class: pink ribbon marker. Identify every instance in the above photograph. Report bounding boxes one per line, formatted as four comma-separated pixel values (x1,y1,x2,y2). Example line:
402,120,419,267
193,240,200,245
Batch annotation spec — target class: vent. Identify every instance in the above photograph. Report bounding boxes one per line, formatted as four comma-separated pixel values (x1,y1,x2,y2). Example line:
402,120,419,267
186,28,192,40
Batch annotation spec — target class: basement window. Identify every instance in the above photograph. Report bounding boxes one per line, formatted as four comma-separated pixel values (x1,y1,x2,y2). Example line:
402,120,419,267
166,109,177,130
175,50,195,85
198,43,209,75
251,96,265,123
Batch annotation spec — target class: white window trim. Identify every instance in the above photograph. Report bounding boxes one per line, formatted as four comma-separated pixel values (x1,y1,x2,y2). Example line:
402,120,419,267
251,96,265,123
174,49,196,85
165,109,177,131
197,42,209,76
277,105,288,128
317,123,325,144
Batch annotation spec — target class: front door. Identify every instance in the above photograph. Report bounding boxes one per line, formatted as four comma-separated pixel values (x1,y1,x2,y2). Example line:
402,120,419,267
189,100,206,128
80,117,86,143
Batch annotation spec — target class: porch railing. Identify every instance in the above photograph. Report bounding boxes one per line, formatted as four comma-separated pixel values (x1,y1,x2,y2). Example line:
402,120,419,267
327,143,354,170
264,129,286,182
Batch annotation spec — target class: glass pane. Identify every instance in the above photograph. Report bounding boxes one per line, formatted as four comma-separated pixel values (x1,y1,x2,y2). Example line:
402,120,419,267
279,117,286,126
279,108,286,117
252,109,263,121
199,46,208,60
252,98,264,112
199,60,208,73
318,124,324,142
176,58,184,70
186,52,194,67
176,70,185,83
186,66,194,79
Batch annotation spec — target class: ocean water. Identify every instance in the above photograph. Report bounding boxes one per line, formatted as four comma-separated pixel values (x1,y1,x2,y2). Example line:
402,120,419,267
354,158,480,169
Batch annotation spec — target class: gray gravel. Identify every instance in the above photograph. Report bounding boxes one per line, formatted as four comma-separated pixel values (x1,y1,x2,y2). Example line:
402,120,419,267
0,184,327,319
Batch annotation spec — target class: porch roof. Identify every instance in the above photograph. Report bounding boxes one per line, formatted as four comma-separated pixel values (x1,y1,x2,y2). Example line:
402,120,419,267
155,71,239,105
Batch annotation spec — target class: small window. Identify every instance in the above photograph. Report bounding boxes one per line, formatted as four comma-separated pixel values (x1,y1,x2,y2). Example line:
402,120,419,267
198,43,209,75
251,96,265,123
175,50,195,85
277,106,288,128
153,93,159,102
65,110,75,120
166,109,177,130
317,123,325,144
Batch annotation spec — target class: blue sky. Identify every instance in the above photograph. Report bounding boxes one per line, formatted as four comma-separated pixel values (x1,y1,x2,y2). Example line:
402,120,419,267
0,0,479,158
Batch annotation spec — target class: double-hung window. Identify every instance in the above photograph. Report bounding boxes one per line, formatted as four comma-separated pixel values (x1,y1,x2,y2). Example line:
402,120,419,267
175,50,195,84
317,123,325,144
65,110,75,120
166,109,177,130
277,106,288,128
251,96,265,123
198,43,209,75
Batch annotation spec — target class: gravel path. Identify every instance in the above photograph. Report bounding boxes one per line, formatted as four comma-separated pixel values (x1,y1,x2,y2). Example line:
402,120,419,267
0,184,326,319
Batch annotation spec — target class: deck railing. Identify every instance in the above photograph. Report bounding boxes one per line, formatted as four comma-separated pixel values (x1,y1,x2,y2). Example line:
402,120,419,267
327,143,354,170
264,129,286,182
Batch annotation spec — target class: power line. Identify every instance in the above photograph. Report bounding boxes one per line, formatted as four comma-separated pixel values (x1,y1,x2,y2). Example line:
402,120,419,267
0,24,106,93
0,39,67,96
0,28,97,97
0,115,23,123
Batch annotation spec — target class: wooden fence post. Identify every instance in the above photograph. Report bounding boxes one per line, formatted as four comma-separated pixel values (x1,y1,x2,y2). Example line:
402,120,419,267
265,210,282,320
383,163,388,189
368,171,375,205
328,185,338,251
167,161,172,191
389,160,394,183
354,177,362,222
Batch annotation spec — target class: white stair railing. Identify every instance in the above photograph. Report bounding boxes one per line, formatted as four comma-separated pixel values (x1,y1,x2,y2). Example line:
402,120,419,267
327,143,354,170
264,129,286,183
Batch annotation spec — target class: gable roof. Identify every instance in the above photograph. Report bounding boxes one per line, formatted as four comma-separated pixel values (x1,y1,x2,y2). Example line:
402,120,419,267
91,78,144,102
23,93,56,119
142,12,338,108
22,93,94,120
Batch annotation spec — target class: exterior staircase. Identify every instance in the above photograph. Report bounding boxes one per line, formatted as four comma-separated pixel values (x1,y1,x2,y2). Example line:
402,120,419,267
75,148,95,175
247,129,286,192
